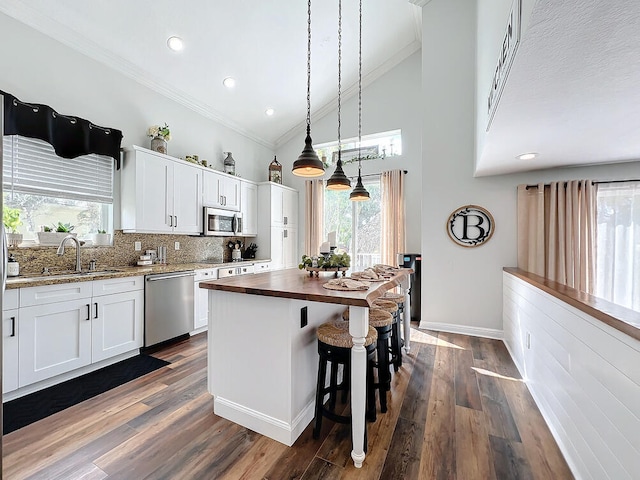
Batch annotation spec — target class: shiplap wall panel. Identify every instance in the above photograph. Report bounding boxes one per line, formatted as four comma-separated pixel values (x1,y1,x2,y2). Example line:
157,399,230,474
503,272,640,480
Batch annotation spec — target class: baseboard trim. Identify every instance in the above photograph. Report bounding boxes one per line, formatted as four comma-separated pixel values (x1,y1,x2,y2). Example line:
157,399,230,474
214,396,315,447
418,321,503,340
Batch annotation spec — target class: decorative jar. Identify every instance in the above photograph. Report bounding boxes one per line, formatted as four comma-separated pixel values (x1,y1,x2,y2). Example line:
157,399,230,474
150,136,168,155
223,152,236,175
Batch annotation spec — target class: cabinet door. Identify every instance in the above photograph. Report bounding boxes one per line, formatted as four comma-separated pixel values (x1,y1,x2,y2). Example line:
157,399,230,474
3,309,19,393
270,227,285,270
203,170,223,208
241,181,258,236
139,154,173,233
194,282,209,330
173,163,203,234
219,176,241,211
92,290,144,363
283,189,298,228
270,185,285,226
283,228,298,269
19,299,92,387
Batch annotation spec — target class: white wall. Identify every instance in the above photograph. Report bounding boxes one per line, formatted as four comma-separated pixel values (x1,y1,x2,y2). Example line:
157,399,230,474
504,272,640,479
0,13,273,183
276,50,423,257
420,0,640,336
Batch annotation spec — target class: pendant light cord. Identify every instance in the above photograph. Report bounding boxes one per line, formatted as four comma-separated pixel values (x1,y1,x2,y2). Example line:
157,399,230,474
306,0,312,132
357,0,362,176
337,0,342,163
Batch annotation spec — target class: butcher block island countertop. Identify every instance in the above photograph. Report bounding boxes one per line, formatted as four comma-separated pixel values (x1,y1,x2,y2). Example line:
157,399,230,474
200,267,413,469
199,267,410,306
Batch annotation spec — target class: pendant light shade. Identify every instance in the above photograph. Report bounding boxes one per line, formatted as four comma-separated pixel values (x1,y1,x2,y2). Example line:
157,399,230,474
326,157,351,190
349,171,370,201
292,0,324,178
292,127,325,177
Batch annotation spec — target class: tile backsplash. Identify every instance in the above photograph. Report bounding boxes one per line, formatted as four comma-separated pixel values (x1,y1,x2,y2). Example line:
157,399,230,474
9,230,247,275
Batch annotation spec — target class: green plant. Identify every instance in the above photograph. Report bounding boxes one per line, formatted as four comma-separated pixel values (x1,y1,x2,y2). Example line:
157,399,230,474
147,123,171,141
3,207,22,233
97,229,107,234
53,222,75,233
43,225,52,232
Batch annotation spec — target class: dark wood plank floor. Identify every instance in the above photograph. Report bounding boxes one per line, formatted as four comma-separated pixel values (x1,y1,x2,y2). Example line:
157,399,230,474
3,327,574,479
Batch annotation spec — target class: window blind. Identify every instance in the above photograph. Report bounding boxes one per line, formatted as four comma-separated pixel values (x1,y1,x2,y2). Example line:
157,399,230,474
2,135,114,204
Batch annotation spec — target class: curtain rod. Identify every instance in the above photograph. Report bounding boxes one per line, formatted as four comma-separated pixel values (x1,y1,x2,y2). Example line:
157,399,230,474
346,169,408,180
525,178,640,189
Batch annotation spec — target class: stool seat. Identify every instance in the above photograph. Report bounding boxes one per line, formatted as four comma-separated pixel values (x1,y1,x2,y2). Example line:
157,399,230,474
382,292,405,304
341,308,393,328
317,321,377,348
371,299,398,314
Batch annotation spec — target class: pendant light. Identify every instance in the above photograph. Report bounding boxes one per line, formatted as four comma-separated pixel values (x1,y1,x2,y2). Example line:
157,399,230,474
326,0,351,191
350,0,370,201
292,0,325,178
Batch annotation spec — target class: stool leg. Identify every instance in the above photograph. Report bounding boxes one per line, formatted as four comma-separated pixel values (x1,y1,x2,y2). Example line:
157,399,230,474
366,355,376,423
329,360,339,411
313,354,328,439
391,319,401,371
377,336,389,413
342,361,350,404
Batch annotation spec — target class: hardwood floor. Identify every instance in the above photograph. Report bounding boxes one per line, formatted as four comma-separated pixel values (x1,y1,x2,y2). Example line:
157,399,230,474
3,327,574,479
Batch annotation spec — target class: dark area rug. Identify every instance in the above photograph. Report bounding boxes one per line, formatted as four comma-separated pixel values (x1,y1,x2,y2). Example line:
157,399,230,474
3,354,170,434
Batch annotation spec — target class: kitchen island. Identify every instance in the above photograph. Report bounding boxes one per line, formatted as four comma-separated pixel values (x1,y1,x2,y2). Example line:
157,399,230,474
200,267,411,468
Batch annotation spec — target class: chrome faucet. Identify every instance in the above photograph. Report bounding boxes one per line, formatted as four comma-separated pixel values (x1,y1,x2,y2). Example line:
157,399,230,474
57,235,82,272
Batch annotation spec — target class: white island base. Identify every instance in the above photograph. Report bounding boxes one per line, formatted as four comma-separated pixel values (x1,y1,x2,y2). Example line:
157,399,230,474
207,290,347,446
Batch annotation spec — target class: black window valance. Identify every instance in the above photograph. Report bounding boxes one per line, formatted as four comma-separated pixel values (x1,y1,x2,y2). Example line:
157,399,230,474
1,90,123,167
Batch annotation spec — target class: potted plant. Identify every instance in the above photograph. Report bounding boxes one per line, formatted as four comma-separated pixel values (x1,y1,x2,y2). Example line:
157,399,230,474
3,207,23,247
91,229,111,246
37,222,77,246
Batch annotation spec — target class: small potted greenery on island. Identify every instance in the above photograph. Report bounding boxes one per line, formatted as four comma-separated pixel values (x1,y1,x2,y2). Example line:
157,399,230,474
37,222,77,246
3,207,23,247
92,229,111,246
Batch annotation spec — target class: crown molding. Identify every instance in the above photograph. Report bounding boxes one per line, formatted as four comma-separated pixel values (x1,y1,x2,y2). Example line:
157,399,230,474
407,0,435,7
0,3,276,150
275,39,422,148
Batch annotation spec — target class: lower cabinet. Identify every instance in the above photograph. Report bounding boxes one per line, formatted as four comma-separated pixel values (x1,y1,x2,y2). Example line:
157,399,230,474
9,276,144,391
194,268,218,331
270,227,298,270
3,308,19,393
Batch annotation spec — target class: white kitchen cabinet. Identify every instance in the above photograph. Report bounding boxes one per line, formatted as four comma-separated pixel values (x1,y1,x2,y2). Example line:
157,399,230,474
254,261,272,273
3,292,19,393
194,268,218,331
92,276,145,363
121,146,202,234
17,276,144,388
258,182,299,270
240,180,258,236
19,298,93,387
203,170,240,211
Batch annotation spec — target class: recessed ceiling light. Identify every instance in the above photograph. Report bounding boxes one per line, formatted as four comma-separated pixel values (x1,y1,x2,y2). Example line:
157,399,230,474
265,108,275,116
167,36,184,52
517,152,538,160
223,77,236,89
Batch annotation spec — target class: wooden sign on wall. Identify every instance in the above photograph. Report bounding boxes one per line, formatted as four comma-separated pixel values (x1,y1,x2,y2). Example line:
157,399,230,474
446,205,495,247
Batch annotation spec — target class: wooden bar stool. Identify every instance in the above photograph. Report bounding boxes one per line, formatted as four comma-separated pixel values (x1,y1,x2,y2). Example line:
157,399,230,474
313,321,380,439
372,298,402,371
342,308,394,412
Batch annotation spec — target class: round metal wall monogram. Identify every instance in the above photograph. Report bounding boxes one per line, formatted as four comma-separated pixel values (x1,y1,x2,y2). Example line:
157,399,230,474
446,205,495,247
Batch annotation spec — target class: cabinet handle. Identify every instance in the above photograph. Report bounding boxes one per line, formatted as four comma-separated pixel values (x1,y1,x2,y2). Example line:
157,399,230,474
284,216,288,225
175,216,178,227
169,215,173,227
94,302,99,319
86,304,91,321
10,316,16,337
284,229,288,239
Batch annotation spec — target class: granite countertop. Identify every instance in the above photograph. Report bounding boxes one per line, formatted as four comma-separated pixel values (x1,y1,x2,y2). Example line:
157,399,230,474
6,259,271,290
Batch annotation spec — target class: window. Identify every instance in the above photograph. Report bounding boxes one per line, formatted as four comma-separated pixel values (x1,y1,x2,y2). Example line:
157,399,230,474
3,135,114,243
324,177,382,270
315,129,402,167
596,181,640,311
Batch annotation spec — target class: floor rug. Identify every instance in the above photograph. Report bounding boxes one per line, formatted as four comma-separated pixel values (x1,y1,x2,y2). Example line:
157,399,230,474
3,354,170,434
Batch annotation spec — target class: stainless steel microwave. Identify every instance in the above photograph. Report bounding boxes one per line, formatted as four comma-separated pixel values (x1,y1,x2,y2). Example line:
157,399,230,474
203,207,243,236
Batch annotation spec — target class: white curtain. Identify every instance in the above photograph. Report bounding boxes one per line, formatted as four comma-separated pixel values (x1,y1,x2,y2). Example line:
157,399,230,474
517,180,597,293
304,179,324,256
596,181,640,311
381,170,406,266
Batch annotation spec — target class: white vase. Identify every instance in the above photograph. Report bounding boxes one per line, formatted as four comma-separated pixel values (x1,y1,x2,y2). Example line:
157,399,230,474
37,231,77,246
6,233,23,247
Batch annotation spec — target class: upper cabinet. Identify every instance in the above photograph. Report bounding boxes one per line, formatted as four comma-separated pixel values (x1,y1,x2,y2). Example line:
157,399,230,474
121,146,202,234
267,183,298,228
203,170,240,211
241,180,258,237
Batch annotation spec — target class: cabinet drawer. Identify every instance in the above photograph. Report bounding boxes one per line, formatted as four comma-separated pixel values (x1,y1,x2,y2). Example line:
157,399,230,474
195,268,218,282
20,282,93,307
92,276,144,297
254,262,271,273
3,289,19,310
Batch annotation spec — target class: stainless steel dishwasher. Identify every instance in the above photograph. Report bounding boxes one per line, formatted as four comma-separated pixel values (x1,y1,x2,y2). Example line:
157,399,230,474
144,271,195,348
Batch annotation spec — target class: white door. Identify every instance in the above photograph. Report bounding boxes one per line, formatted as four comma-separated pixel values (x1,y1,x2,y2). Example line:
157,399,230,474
203,170,223,208
19,299,92,387
241,181,258,236
173,163,202,234
219,176,241,211
92,290,144,363
283,188,298,228
194,282,209,330
139,154,173,233
3,309,19,393
283,228,298,269
270,185,285,226
270,226,285,270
